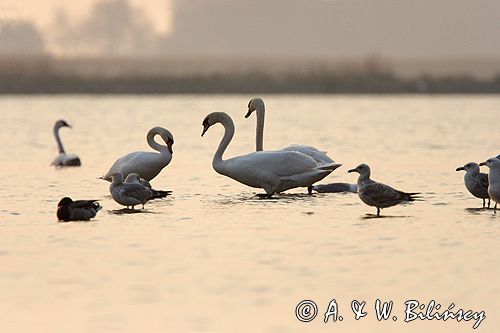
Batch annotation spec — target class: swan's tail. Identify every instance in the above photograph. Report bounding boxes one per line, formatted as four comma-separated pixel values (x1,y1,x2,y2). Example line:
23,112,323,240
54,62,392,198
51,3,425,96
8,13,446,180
319,163,342,171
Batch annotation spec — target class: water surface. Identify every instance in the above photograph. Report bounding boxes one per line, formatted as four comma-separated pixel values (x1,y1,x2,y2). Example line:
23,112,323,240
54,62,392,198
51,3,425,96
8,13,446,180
0,95,499,332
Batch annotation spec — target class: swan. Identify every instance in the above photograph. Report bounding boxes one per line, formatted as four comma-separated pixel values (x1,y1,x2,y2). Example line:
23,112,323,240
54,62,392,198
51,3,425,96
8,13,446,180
245,97,334,164
348,164,419,216
57,197,101,221
201,112,341,197
51,120,81,167
102,127,174,181
110,172,169,209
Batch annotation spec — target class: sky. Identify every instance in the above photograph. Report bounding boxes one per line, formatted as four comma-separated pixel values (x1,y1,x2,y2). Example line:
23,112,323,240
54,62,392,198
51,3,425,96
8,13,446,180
1,0,500,58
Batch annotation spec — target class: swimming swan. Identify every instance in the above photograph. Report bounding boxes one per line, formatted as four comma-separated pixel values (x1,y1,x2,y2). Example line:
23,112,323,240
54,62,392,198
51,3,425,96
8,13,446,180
201,112,341,197
246,97,334,164
51,120,81,167
102,127,174,181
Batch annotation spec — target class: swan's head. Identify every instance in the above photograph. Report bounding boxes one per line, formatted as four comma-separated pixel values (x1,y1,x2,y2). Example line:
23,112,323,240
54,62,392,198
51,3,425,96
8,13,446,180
149,127,174,154
348,163,371,176
480,157,500,169
55,119,71,129
57,197,73,207
245,97,265,118
201,112,233,137
456,162,479,173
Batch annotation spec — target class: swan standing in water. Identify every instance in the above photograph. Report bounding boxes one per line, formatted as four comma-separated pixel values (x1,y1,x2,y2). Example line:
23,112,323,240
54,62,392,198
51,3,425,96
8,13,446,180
246,97,354,193
102,127,174,181
201,112,341,197
57,197,101,221
110,172,169,210
246,97,334,164
51,120,81,167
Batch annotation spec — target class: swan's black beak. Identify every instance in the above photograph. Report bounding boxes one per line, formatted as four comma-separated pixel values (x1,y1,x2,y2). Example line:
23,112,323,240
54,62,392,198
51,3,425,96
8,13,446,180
245,109,253,118
479,162,486,166
456,166,464,171
167,141,173,154
201,125,209,137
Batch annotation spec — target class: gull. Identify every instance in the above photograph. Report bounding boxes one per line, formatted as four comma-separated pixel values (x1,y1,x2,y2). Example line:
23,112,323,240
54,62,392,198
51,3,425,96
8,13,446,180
456,162,490,208
125,172,172,196
348,164,419,216
479,157,500,213
110,171,169,210
57,197,101,221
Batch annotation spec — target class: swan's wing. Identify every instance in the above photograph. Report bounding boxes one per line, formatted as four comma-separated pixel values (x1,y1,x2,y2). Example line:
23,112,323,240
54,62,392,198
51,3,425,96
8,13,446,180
227,151,319,177
71,200,101,210
104,151,170,181
281,144,334,164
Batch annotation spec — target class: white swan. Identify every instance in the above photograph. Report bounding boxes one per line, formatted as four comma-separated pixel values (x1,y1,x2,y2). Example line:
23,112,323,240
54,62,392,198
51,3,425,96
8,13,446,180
201,112,341,197
51,120,81,167
246,97,334,164
110,172,169,209
102,127,174,181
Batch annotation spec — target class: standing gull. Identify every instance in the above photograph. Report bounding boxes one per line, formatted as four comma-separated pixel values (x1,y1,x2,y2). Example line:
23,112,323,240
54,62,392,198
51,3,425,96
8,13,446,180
348,164,419,216
125,172,172,197
57,197,101,221
479,157,500,213
51,120,81,167
110,171,169,210
456,162,490,208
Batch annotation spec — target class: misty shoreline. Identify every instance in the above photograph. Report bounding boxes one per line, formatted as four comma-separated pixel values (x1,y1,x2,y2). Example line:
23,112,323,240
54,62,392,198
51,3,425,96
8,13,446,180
1,56,499,94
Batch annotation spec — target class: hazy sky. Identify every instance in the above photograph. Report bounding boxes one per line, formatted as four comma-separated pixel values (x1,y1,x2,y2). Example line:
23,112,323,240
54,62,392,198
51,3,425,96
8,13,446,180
0,0,171,33
1,0,499,58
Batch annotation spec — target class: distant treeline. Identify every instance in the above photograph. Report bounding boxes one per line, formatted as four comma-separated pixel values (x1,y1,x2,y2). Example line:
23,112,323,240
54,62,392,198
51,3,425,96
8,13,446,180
1,57,499,94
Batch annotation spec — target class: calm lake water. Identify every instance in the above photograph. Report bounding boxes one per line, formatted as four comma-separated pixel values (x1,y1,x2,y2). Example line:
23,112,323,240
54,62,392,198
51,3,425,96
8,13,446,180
1,95,499,333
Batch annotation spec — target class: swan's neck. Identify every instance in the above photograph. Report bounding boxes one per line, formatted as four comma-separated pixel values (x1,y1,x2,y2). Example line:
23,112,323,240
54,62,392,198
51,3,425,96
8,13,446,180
147,129,168,153
53,125,65,154
213,115,235,172
255,106,265,151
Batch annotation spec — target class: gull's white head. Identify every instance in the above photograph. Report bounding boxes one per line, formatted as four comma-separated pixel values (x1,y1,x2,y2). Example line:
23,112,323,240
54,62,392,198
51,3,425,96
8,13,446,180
125,173,141,183
245,97,265,118
480,158,500,169
348,163,371,176
111,171,124,183
456,162,480,174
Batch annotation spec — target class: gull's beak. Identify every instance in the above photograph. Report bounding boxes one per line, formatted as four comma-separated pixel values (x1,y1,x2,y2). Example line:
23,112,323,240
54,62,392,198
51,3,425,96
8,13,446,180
347,168,356,173
244,109,253,118
456,166,464,171
479,162,486,166
201,125,209,137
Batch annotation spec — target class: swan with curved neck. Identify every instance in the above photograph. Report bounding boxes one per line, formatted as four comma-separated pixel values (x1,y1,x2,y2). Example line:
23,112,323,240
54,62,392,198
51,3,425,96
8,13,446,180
202,112,341,197
246,97,334,164
102,126,174,181
51,119,81,167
